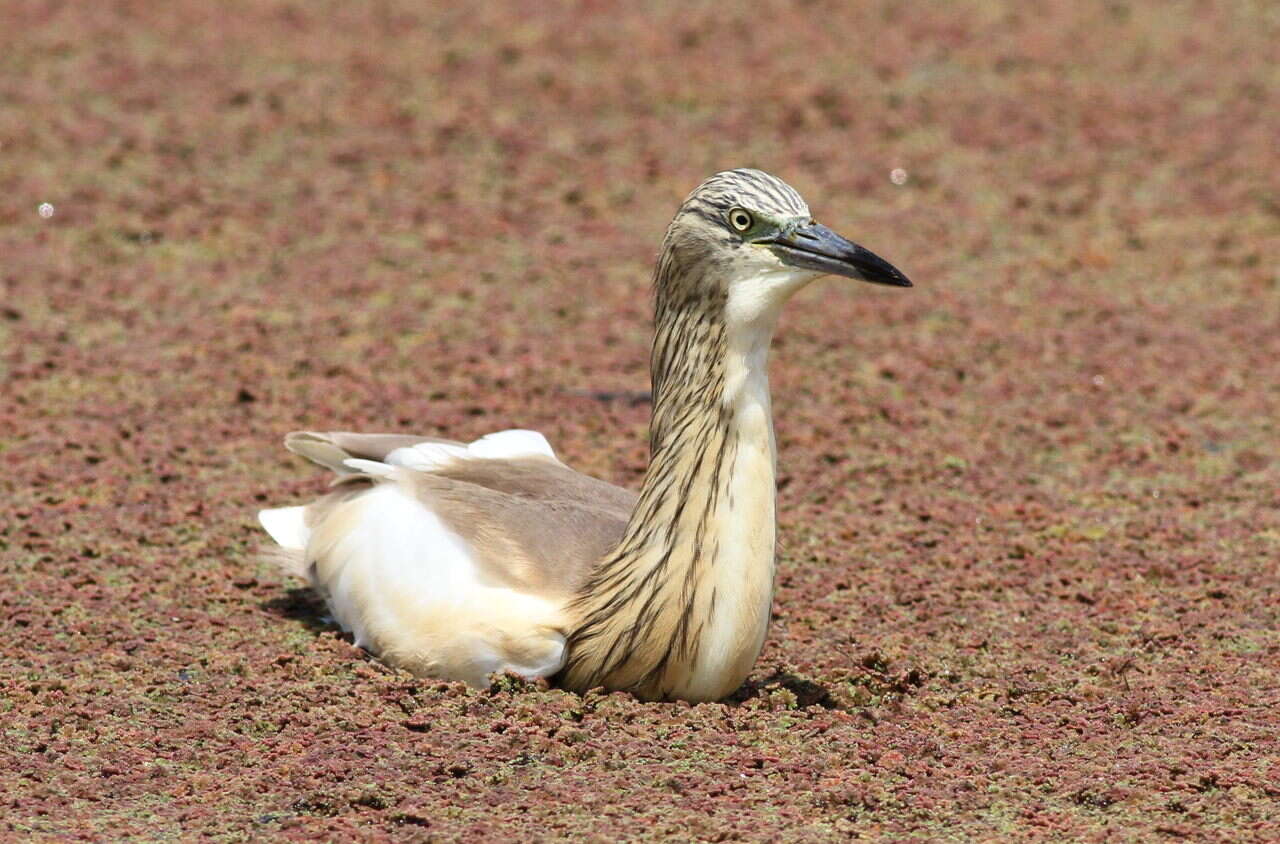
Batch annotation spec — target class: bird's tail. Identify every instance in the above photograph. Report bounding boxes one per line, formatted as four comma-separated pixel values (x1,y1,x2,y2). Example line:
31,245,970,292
258,506,310,579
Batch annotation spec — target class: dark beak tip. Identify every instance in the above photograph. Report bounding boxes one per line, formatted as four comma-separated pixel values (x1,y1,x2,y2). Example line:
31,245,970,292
862,266,913,288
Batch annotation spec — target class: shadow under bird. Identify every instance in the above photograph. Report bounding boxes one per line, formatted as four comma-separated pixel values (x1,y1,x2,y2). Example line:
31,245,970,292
258,169,911,702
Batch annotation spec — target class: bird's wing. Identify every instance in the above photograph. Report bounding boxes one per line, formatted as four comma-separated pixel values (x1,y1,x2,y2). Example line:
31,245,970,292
278,429,636,593
258,429,637,683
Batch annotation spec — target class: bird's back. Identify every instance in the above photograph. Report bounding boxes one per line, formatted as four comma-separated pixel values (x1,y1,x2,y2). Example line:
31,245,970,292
260,429,637,686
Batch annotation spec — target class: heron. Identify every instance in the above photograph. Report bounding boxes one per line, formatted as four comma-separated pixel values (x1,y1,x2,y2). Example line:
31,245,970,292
258,168,911,702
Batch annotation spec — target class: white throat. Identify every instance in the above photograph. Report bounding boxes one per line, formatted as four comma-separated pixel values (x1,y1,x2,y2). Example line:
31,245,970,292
722,266,818,412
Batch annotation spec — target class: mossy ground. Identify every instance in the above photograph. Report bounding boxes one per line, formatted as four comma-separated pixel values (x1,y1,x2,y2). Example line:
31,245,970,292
2,1,1277,840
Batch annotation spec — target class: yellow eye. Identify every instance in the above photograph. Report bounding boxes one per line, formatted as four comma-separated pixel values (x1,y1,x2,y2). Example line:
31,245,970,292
729,208,753,232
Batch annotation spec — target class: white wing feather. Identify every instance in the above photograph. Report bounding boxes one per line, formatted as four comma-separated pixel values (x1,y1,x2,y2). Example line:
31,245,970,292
261,430,569,685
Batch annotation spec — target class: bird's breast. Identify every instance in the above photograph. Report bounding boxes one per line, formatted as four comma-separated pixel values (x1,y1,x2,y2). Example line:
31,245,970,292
669,372,778,701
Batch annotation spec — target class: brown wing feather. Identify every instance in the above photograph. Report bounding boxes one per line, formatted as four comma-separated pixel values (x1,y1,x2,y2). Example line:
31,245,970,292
286,431,465,474
411,465,634,596
288,432,637,599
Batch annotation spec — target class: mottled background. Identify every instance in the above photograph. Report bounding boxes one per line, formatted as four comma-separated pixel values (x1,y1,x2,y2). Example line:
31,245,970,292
2,0,1278,839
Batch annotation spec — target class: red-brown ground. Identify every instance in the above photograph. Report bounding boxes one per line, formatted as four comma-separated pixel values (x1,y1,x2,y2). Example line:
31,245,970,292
2,1,1277,840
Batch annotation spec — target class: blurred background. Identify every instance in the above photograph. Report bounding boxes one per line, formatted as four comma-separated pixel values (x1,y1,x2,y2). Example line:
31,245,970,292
2,0,1277,838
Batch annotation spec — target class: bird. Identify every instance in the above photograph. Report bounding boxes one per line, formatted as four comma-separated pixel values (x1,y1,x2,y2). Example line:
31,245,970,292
258,168,911,702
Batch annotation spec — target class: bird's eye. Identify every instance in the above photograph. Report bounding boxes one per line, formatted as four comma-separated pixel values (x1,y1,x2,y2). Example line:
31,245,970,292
729,208,753,232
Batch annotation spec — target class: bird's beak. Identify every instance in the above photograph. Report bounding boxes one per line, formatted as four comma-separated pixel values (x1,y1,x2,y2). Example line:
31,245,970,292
763,221,912,287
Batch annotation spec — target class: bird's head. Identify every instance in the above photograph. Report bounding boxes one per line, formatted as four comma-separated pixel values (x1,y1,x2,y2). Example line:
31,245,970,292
658,169,910,329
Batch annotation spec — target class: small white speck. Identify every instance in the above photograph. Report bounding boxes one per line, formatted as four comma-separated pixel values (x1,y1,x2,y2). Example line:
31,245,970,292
890,168,908,186
1092,375,1106,387
38,202,55,219
1151,490,1161,499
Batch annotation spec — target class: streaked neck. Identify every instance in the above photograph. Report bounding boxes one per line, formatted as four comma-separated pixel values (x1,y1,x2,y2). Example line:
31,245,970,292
560,270,787,701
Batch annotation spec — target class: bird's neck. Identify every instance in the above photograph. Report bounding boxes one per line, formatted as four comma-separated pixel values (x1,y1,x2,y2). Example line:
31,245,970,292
561,282,783,701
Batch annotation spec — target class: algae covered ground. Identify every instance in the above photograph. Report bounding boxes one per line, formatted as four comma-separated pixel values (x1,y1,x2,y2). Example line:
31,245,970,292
2,0,1278,839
